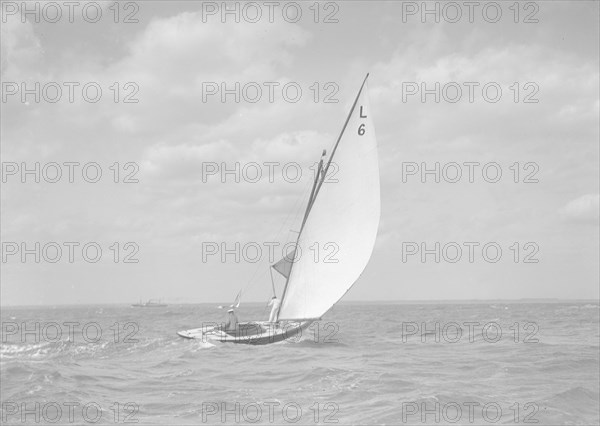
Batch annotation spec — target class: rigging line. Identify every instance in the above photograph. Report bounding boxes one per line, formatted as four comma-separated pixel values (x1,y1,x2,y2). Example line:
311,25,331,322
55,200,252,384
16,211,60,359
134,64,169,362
264,173,313,251
244,268,269,292
280,175,314,238
270,164,315,243
242,174,314,293
239,176,313,296
248,173,315,307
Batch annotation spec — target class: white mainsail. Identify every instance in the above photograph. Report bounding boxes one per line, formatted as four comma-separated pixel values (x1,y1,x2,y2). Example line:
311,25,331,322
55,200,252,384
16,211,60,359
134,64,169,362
277,77,380,320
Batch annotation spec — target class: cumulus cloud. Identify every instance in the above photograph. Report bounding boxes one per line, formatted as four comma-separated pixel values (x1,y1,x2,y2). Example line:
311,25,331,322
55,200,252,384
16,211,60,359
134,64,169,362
0,13,44,80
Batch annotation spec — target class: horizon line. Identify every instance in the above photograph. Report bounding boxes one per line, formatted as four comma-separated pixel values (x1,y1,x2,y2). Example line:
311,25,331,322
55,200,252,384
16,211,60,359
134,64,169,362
1,297,598,308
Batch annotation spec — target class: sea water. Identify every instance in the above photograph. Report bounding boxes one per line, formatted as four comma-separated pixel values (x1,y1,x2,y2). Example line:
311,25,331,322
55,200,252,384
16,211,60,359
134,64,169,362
1,302,598,425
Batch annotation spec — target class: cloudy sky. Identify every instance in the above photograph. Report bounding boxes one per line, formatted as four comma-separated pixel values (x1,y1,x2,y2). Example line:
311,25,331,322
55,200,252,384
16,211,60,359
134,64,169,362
1,1,598,306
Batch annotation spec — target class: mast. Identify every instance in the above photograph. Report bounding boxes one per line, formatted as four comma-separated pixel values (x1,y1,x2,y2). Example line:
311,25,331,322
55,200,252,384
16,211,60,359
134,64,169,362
300,149,326,231
276,73,370,321
269,266,276,297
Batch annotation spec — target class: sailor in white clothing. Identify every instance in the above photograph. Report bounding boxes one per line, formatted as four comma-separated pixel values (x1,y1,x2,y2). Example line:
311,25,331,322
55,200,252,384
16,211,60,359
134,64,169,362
267,296,281,322
225,308,239,332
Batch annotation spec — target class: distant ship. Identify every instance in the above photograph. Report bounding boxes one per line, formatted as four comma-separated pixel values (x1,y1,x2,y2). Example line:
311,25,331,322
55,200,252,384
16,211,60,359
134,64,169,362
131,299,167,308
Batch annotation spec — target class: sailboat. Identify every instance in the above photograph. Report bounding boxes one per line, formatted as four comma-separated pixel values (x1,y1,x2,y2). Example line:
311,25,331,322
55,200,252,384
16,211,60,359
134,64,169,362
177,74,380,344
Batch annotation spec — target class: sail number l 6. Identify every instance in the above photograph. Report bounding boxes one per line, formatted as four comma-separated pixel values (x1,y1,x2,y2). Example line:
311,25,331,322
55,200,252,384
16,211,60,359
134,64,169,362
358,105,367,136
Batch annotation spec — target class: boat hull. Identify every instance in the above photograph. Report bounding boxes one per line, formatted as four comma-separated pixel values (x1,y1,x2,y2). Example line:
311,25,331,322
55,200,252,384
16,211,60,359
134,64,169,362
177,321,312,345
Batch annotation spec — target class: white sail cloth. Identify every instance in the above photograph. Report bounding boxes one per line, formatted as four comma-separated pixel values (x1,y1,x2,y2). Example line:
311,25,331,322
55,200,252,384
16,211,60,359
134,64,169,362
277,82,380,320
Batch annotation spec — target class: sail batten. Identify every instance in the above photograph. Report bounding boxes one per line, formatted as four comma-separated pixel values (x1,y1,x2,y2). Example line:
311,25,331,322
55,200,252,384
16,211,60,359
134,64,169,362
277,77,380,321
